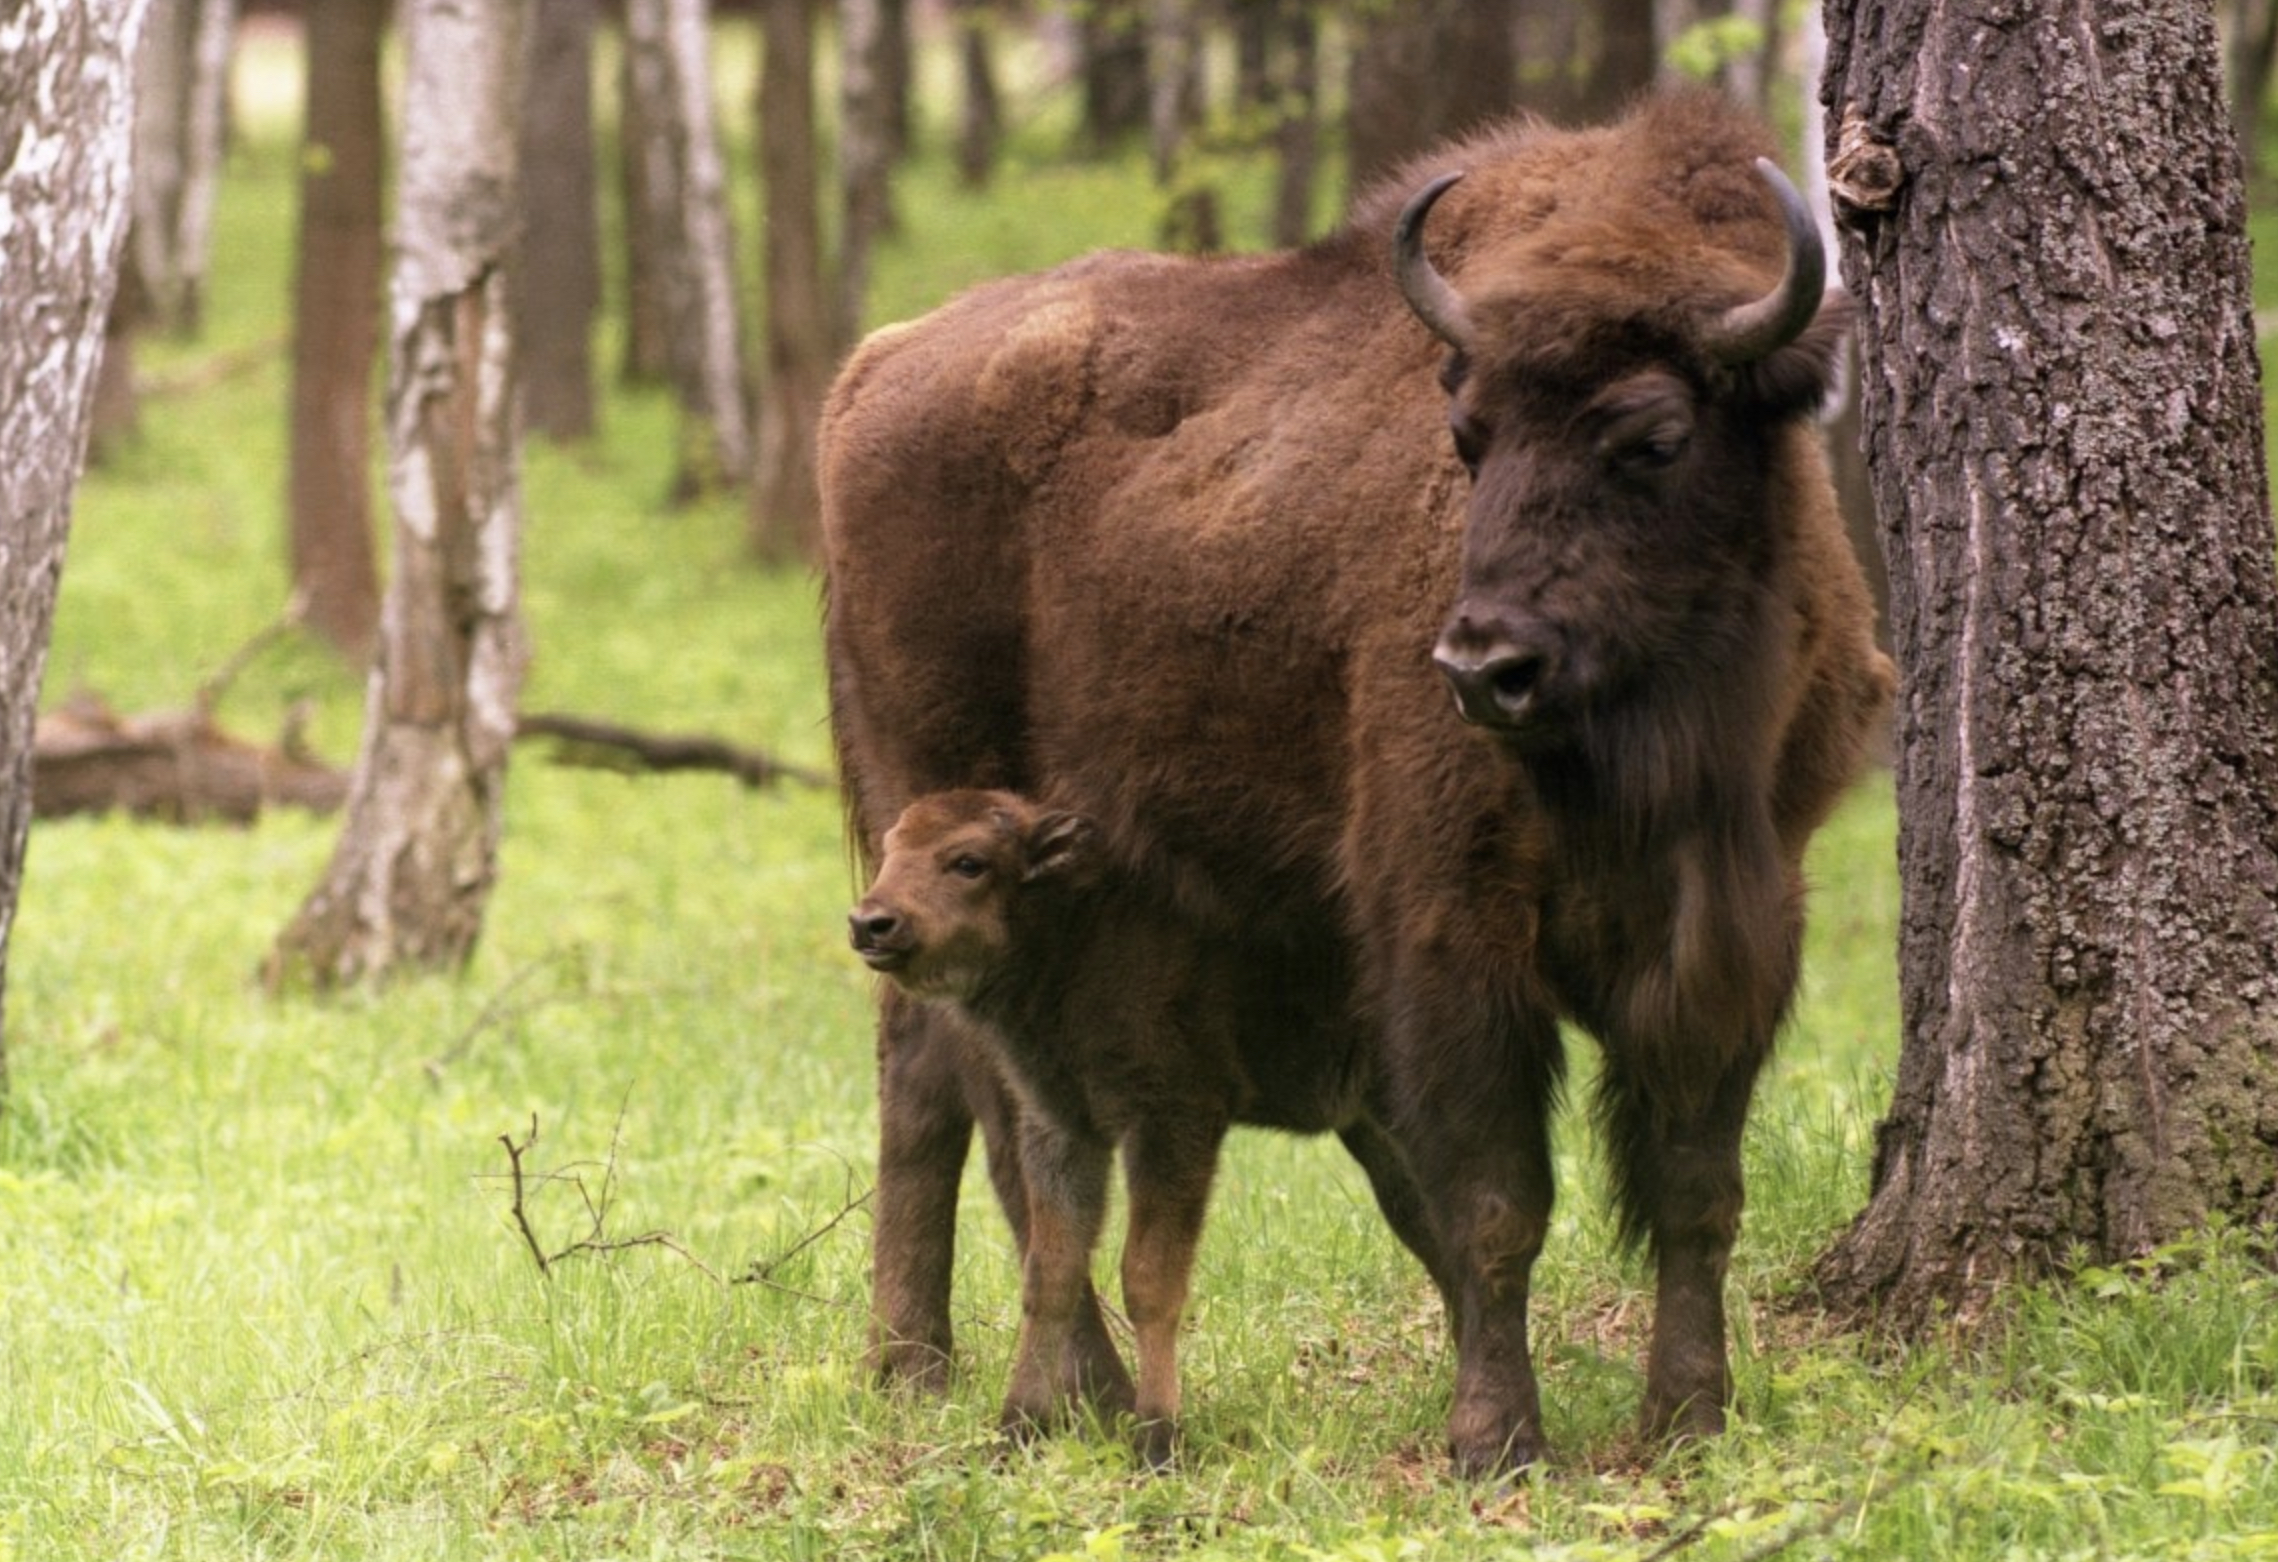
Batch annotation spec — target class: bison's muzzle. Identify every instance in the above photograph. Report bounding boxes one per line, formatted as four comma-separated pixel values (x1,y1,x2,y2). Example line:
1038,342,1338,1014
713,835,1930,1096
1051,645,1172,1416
848,903,915,973
1434,605,1566,729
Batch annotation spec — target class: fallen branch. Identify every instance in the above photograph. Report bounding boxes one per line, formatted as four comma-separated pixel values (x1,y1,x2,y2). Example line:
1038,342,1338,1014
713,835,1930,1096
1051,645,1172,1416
516,710,829,790
31,690,347,824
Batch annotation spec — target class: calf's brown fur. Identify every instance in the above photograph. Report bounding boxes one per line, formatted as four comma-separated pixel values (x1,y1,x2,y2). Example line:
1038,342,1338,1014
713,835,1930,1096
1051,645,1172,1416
850,789,1445,1464
822,90,1892,1474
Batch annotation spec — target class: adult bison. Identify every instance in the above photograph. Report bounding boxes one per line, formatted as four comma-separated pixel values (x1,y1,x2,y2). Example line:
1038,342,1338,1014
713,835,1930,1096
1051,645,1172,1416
821,89,1892,1475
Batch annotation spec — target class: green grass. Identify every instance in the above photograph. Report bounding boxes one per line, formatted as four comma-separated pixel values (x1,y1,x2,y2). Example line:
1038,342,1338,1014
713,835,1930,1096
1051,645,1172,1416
5,19,2277,1562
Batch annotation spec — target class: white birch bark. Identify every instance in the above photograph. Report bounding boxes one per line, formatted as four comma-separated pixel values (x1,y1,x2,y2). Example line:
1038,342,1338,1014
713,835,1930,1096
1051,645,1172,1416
268,0,531,990
0,1,151,1066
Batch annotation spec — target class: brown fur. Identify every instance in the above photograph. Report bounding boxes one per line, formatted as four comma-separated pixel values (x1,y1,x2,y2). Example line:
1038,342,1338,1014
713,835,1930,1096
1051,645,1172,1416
849,790,1444,1465
823,89,1892,1474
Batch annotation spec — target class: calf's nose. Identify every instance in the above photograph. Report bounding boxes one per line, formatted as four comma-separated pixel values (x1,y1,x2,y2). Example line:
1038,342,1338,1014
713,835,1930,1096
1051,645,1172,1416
1433,609,1562,729
848,904,903,952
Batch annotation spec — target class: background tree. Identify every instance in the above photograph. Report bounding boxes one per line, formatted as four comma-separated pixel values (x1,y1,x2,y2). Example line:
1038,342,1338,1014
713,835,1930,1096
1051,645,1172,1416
836,0,896,349
1077,0,1149,154
127,0,237,336
517,0,602,443
268,0,532,991
754,0,831,562
624,0,751,494
1815,0,2278,1321
1343,0,1517,195
0,1,148,1076
287,0,388,663
951,0,1002,188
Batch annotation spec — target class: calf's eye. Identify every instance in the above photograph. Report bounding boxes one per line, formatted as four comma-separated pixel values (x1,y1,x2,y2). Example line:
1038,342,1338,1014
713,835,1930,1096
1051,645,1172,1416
949,855,988,880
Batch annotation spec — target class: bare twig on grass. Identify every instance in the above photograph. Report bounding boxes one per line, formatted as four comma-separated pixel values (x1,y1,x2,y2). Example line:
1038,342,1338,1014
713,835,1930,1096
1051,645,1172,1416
490,1108,723,1284
736,1154,872,1308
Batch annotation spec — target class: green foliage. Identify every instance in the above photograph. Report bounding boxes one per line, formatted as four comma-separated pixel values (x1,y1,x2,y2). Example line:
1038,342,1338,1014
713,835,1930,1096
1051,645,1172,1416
7,18,2278,1562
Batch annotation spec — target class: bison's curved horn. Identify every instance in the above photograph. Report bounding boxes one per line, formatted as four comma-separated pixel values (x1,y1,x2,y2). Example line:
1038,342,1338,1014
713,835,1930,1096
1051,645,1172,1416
1393,171,1474,354
1700,158,1826,365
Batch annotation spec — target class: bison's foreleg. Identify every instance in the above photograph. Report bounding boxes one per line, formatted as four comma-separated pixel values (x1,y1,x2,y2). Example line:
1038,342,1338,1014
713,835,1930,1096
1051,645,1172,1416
1118,1111,1227,1468
1385,1000,1564,1477
1599,1052,1762,1445
1001,1116,1124,1438
870,994,979,1389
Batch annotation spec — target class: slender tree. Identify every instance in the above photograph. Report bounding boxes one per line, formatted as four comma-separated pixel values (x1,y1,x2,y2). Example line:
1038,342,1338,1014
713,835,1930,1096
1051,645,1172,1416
1816,0,2278,1321
1344,0,1516,197
1,1,149,1077
268,0,532,991
836,0,894,350
754,0,830,562
951,0,1001,189
127,0,237,336
287,0,387,663
517,0,602,443
623,0,750,492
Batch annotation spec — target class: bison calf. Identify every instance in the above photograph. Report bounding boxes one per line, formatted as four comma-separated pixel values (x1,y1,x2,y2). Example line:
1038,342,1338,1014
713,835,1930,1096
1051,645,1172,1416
849,789,1441,1466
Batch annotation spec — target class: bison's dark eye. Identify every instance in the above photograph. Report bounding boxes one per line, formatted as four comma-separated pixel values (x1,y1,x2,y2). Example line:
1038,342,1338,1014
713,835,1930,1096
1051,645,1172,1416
1600,408,1695,482
1449,412,1487,476
948,855,989,880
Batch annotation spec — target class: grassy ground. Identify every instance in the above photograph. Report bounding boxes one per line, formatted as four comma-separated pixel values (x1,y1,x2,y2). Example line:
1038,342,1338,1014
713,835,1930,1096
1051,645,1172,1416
4,22,2277,1561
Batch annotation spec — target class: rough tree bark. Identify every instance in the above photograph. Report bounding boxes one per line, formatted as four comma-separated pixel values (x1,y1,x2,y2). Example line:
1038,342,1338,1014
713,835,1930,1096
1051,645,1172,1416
517,0,601,443
0,2,149,1076
753,0,831,563
267,0,531,991
287,0,387,663
623,0,750,493
1816,0,2278,1322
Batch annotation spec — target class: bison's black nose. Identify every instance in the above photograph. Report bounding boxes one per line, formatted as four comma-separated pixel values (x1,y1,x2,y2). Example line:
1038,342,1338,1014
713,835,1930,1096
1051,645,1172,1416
1434,610,1562,728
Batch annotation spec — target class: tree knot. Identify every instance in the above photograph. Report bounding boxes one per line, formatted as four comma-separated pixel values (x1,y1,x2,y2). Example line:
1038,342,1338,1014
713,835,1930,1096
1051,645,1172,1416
1829,105,1905,228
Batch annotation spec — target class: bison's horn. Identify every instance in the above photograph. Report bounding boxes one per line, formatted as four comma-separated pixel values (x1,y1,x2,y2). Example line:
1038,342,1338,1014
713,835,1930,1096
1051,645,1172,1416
1700,158,1826,365
1393,171,1474,354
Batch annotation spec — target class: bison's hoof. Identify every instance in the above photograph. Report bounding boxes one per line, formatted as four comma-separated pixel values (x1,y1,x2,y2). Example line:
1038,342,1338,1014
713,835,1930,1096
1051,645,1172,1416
1640,1390,1727,1448
1448,1425,1549,1480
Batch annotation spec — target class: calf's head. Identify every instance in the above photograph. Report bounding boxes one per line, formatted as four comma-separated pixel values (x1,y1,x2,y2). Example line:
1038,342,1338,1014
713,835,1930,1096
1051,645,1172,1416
1394,154,1843,745
848,790,1100,1001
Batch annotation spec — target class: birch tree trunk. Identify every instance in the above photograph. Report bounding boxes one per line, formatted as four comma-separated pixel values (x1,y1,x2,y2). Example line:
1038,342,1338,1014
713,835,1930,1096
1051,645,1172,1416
287,0,386,663
623,0,749,494
0,1,149,1076
753,0,829,563
128,0,235,336
267,0,531,992
1816,0,2278,1323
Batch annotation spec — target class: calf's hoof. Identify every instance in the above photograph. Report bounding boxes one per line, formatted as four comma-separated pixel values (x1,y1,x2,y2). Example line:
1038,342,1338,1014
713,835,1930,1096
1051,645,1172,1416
870,1336,954,1395
1130,1416,1180,1472
1447,1418,1548,1480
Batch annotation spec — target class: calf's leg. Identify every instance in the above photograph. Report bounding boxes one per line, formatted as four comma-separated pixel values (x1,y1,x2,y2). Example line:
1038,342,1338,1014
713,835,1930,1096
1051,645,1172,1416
1118,1111,1228,1467
870,993,975,1388
1000,1116,1119,1436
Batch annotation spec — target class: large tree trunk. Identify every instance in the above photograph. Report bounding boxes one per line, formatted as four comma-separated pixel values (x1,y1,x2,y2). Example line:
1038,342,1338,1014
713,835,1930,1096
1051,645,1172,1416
1344,0,1516,198
623,0,750,494
0,2,148,1078
267,0,531,992
287,0,387,664
752,0,831,563
517,0,601,443
1815,0,2278,1323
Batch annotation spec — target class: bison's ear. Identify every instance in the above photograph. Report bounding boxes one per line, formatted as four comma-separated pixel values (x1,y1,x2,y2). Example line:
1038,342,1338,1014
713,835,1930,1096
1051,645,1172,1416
1022,811,1101,884
1741,291,1855,418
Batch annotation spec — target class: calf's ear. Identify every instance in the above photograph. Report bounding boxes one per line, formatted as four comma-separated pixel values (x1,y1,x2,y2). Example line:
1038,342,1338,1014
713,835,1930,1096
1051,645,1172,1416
1023,812,1100,883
